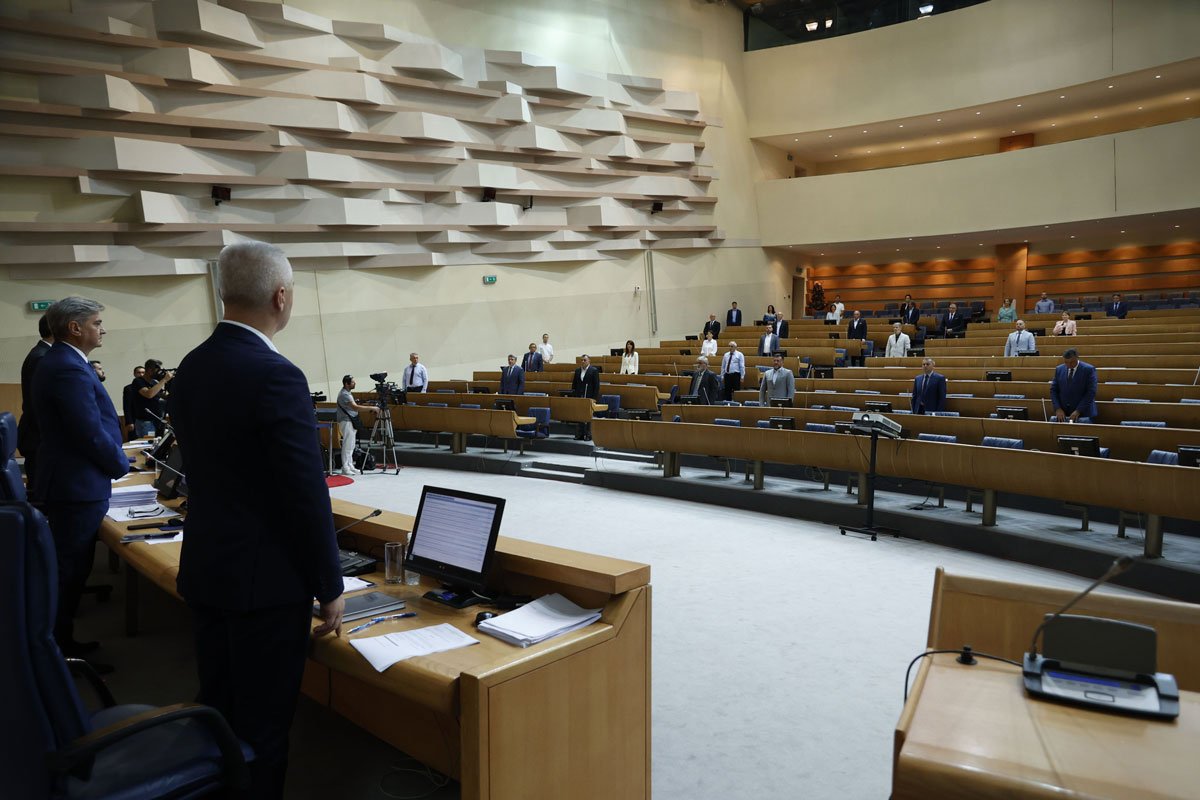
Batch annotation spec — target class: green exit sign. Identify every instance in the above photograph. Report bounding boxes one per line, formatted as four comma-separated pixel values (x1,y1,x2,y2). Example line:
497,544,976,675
29,300,54,312
482,275,498,285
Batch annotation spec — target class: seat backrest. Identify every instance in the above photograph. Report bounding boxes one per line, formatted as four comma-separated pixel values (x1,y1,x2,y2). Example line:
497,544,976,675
1120,421,1167,427
854,389,880,394
0,411,16,459
1114,398,1150,403
804,423,836,433
917,433,958,443
993,394,1025,399
1181,399,1200,405
1147,449,1180,465
713,418,741,427
459,403,480,409
756,420,771,428
830,405,858,412
531,407,551,425
601,393,621,412
981,436,1024,449
2,503,91,757
427,402,448,408
932,411,960,417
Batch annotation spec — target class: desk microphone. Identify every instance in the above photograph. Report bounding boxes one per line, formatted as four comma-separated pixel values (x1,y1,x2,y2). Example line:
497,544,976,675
144,452,186,481
335,508,383,536
1027,555,1136,659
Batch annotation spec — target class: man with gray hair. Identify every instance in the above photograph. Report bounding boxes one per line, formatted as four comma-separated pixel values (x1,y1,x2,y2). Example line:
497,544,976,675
688,356,721,405
169,242,343,798
32,296,127,667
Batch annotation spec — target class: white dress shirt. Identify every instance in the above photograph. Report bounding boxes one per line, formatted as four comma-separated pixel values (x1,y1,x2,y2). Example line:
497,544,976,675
720,350,745,378
700,338,718,357
538,341,554,363
403,362,429,391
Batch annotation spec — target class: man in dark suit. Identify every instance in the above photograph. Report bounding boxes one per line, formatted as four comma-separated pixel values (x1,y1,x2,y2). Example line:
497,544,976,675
1050,348,1098,423
758,328,779,356
772,312,789,340
1106,293,1129,319
900,297,921,326
499,354,525,395
571,354,601,440
121,365,145,441
846,310,868,366
17,313,53,487
702,314,721,340
910,357,947,415
31,299,128,663
522,342,544,373
169,243,343,799
726,302,742,327
687,357,722,405
940,303,967,337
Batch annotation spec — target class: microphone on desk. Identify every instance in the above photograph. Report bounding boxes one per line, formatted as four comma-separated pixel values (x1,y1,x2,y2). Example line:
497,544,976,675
144,452,187,482
335,508,383,537
1026,555,1136,660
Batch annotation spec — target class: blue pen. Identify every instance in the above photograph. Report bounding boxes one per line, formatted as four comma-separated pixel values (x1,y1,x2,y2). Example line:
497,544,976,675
347,612,416,635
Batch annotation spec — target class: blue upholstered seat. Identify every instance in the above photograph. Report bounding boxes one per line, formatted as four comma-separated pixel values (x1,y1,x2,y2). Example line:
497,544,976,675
916,433,958,443
1120,421,1167,427
459,403,480,409
981,436,1024,449
713,418,741,427
1,411,25,502
515,407,551,440
932,411,960,417
1113,397,1150,403
1147,449,1179,465
598,394,621,418
804,423,836,433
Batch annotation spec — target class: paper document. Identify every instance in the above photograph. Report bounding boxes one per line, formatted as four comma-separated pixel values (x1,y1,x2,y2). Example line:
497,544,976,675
106,504,172,522
343,576,374,593
476,593,601,648
108,483,159,508
350,623,479,673
145,533,183,545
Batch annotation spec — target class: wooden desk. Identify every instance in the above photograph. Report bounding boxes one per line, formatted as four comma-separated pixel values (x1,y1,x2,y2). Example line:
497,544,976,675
894,654,1200,799
99,483,652,800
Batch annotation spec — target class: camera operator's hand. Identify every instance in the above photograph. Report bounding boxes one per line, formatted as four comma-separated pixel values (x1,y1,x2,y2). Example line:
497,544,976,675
163,369,175,382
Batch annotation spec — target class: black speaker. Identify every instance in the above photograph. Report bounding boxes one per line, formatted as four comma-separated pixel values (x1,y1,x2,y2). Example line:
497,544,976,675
650,201,664,213
211,185,231,205
481,187,497,202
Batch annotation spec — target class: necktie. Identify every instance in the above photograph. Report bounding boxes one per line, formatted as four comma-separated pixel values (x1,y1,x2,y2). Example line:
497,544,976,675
1068,368,1075,382
407,366,413,386
723,353,730,374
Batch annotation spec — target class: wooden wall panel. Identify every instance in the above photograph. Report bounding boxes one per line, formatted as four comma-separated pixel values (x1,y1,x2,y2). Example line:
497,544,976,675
1026,243,1200,306
808,258,995,311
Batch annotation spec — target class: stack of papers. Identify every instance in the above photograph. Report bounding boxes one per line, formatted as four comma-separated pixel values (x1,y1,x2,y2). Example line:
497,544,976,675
350,623,479,672
476,593,602,648
108,483,159,508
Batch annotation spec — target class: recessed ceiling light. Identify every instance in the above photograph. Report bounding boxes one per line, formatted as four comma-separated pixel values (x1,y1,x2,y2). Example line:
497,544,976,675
833,154,838,158
898,124,904,128
1060,95,1066,99
936,118,942,122
862,130,868,133
1155,75,1161,79
975,111,982,115
935,140,941,144
857,251,862,254
1120,230,1126,233
972,135,977,139
1108,85,1114,89
1093,115,1099,119
827,134,833,138
1044,225,1050,228
1070,235,1075,239
794,138,799,141
1011,130,1016,133
1176,225,1182,228
1051,123,1056,127
1138,106,1144,110
1016,104,1022,108
866,150,872,154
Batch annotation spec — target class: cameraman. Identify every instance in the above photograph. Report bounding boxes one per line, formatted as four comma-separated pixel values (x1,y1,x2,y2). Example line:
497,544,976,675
336,375,372,476
133,358,173,436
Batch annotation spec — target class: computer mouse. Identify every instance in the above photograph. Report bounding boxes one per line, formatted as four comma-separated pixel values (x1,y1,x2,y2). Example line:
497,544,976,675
474,611,497,626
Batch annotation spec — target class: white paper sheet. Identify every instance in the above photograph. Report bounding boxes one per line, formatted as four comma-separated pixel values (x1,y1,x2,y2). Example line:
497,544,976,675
106,504,173,522
145,533,183,545
349,623,479,673
343,576,374,593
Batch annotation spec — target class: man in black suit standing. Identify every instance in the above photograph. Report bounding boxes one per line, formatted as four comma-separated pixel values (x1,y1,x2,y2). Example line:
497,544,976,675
32,299,128,664
772,311,789,340
941,302,967,337
846,310,868,366
571,354,601,440
688,357,722,405
726,302,742,327
1106,293,1129,319
702,313,721,341
169,242,343,799
900,297,921,326
18,313,53,488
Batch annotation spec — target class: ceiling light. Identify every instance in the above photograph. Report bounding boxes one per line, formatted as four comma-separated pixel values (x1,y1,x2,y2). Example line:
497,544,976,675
936,118,942,122
824,18,832,28
1016,104,1022,108
1155,74,1161,79
794,138,798,141
1093,115,1099,119
1176,225,1182,228
862,130,868,133
935,140,941,144
1108,85,1114,89
972,135,977,139
1051,123,1056,126
919,3,934,13
975,111,982,115
1120,230,1126,233
1070,235,1075,239
833,154,838,158
1138,106,1144,110
866,150,872,153
827,134,833,138
805,21,818,31
1060,95,1066,99
900,145,906,149
1011,130,1016,133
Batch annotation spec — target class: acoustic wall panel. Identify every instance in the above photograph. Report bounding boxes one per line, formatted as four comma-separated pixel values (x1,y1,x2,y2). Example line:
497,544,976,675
0,0,719,277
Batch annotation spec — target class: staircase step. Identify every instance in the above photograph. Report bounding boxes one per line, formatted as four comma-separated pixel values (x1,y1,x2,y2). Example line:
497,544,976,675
591,448,657,464
530,461,589,475
518,467,587,484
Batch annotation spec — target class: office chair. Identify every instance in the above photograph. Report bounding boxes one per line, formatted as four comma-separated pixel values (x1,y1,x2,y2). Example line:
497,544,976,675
0,501,252,800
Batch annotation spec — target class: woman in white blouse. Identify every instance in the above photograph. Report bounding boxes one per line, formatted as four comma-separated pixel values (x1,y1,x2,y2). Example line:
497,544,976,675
700,331,718,357
620,339,639,374
884,322,911,357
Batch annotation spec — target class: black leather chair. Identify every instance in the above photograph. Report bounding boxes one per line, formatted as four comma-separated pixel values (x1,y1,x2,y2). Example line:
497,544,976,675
0,500,252,799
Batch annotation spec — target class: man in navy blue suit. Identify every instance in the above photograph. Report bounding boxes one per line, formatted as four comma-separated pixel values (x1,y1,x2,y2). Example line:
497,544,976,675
499,353,525,395
1050,348,1098,423
1105,293,1129,319
522,342,544,373
169,242,343,799
726,301,742,327
910,357,947,414
32,298,128,661
17,313,53,487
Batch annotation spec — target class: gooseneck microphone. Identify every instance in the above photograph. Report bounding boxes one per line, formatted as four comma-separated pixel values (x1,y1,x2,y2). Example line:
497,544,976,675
1027,555,1136,659
144,452,186,481
335,508,382,536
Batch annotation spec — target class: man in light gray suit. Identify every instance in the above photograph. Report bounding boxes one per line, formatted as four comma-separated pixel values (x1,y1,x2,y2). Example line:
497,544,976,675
758,355,795,405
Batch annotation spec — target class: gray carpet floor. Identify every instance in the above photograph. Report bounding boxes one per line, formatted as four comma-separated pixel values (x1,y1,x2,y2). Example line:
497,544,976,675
73,462,1152,799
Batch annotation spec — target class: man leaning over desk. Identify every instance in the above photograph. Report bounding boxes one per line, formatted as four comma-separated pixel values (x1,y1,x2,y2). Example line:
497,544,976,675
169,242,344,799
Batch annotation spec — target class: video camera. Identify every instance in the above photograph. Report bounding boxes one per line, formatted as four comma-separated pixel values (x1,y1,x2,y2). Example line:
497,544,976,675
310,391,327,408
370,371,405,407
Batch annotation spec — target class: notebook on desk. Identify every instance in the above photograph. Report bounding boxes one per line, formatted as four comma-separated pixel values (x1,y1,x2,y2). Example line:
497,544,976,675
315,591,406,622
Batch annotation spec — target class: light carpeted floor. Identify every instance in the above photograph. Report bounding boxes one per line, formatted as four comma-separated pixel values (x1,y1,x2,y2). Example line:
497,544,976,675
76,464,1149,799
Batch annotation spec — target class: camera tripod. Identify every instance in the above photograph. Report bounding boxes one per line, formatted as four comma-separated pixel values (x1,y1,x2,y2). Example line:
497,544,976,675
367,399,402,474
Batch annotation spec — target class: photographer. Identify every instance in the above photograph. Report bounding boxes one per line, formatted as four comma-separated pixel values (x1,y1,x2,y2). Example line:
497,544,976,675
336,375,372,476
133,358,173,436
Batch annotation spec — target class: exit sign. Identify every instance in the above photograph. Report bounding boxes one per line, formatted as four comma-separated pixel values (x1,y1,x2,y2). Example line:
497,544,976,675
482,275,497,285
29,300,54,311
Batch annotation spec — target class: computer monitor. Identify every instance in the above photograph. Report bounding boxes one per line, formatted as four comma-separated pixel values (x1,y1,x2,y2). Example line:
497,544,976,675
864,400,893,413
986,370,1012,381
679,394,701,405
812,366,834,379
1017,350,1040,357
148,430,175,465
769,398,793,408
1178,446,1200,467
827,332,840,340
684,335,699,341
768,416,795,430
470,386,492,394
679,349,692,356
493,399,516,412
996,406,1029,420
610,347,624,357
151,443,188,500
823,319,837,326
557,390,576,397
1057,435,1101,457
405,486,505,609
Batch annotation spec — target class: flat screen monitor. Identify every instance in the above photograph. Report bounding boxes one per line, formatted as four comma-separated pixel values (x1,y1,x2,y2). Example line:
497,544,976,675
405,485,505,609
833,421,856,434
684,335,699,341
148,431,175,465
679,394,701,405
812,366,834,379
864,400,893,413
151,444,188,500
679,349,692,356
610,348,624,357
823,319,837,326
1057,435,1101,458
1017,350,1040,357
1178,446,1200,468
996,406,1028,420
557,390,575,397
986,371,1012,381
827,332,840,340
493,399,516,412
769,398,793,408
470,386,492,394
768,416,795,430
